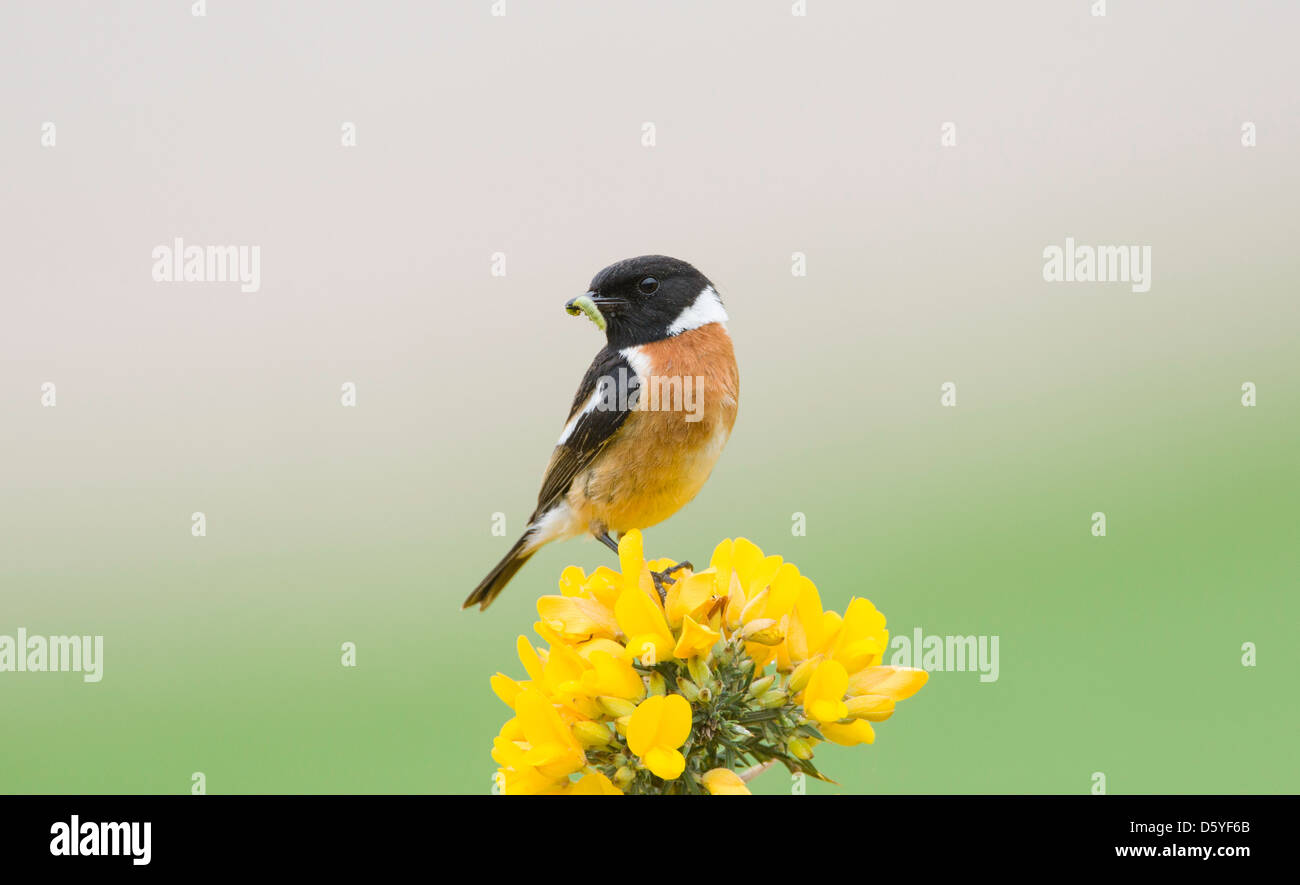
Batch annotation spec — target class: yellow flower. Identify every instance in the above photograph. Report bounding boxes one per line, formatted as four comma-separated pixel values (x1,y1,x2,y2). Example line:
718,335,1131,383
802,658,849,723
827,597,889,673
489,535,929,794
513,688,586,779
537,594,620,643
847,665,930,700
568,770,623,795
597,696,637,718
578,566,624,610
490,672,524,708
785,576,828,664
578,650,646,701
515,635,544,682
616,582,675,665
845,693,896,721
665,571,717,627
573,637,627,661
557,565,587,596
821,719,876,746
739,618,784,646
572,720,615,747
618,529,652,596
717,538,781,598
702,768,751,795
537,641,601,719
626,693,693,780
496,764,569,795
673,615,721,659
787,656,819,693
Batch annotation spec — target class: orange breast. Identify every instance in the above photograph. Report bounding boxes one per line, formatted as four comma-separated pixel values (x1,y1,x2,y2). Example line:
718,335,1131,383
567,323,739,535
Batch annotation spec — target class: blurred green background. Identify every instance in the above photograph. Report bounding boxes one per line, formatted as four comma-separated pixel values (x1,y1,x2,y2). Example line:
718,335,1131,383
2,1,1296,794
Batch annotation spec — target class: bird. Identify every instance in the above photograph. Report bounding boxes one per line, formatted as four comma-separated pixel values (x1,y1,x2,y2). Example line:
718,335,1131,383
464,255,739,611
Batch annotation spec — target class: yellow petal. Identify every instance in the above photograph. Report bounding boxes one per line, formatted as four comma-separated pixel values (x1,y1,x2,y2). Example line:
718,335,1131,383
666,572,717,626
709,539,734,597
498,716,524,742
568,770,623,795
581,566,623,609
624,633,666,666
830,597,888,671
615,585,675,663
490,672,523,708
723,578,747,632
514,689,585,775
573,637,627,661
789,576,825,659
845,693,896,721
625,694,664,757
645,746,686,780
764,562,802,620
739,618,783,645
537,594,619,641
739,588,769,624
744,554,785,600
497,765,568,795
558,564,587,596
802,658,849,723
745,642,777,672
597,695,637,718
731,537,765,588
540,641,590,694
578,650,646,701
571,720,614,748
618,529,645,593
656,692,693,749
516,635,544,682
626,692,693,758
491,735,529,770
821,718,876,746
702,767,751,795
820,609,843,652
673,615,722,659
788,656,820,693
846,666,930,701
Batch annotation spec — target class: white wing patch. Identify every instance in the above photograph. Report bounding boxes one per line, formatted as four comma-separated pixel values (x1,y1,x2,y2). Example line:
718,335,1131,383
557,385,604,445
667,285,728,336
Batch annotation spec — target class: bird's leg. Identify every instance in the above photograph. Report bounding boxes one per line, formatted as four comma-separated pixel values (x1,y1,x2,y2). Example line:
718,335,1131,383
597,529,691,603
650,561,693,603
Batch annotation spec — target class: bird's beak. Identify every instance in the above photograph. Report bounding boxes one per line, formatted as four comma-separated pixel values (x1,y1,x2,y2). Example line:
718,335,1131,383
565,291,614,332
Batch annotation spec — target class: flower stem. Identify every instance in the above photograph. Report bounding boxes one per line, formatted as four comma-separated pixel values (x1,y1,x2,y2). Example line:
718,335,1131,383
739,760,777,783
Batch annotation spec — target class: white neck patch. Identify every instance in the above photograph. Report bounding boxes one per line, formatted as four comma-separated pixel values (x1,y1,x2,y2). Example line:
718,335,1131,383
667,285,728,336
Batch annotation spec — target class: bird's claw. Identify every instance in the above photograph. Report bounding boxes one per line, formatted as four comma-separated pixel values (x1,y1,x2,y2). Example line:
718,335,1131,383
650,561,693,603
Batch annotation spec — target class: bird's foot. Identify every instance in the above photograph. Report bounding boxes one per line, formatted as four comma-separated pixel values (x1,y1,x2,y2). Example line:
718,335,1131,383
650,561,693,603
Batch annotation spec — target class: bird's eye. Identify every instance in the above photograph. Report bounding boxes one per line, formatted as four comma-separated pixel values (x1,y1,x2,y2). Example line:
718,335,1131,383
638,276,659,295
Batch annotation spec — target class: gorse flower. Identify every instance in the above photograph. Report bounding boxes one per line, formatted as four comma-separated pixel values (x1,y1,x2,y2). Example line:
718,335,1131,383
489,531,929,794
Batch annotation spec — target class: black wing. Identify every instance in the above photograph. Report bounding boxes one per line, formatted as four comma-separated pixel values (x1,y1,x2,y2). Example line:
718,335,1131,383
532,347,639,520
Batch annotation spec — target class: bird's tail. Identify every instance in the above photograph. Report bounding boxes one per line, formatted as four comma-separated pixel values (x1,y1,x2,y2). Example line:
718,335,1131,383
463,533,536,611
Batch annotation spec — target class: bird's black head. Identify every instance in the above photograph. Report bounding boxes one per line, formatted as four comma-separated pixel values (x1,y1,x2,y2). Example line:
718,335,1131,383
566,255,727,349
